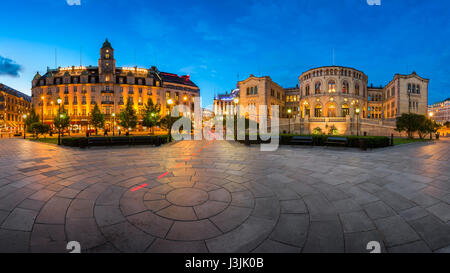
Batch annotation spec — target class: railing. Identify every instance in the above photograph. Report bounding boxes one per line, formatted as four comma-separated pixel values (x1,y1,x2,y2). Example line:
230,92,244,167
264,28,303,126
101,101,114,105
101,90,114,94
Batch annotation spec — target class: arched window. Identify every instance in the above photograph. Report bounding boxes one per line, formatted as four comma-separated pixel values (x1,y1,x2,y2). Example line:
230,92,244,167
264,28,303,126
355,84,360,96
304,104,310,117
327,104,336,117
305,85,310,96
328,80,336,93
250,87,254,95
314,104,322,117
416,85,420,94
412,84,416,93
315,82,321,94
342,81,349,94
342,104,350,116
254,86,258,94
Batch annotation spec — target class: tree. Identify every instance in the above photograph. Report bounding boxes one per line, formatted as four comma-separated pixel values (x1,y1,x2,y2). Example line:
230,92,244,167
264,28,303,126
54,108,70,135
141,98,161,135
89,103,104,135
119,99,138,133
159,115,179,142
312,127,322,135
395,113,424,139
418,118,440,139
30,122,50,138
328,125,339,135
26,106,40,136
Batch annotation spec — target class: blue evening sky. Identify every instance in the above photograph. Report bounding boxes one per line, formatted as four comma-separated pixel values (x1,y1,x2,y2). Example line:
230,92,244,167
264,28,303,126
0,0,449,108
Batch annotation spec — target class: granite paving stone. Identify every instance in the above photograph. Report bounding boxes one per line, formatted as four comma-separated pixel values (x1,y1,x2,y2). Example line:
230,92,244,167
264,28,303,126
0,138,448,253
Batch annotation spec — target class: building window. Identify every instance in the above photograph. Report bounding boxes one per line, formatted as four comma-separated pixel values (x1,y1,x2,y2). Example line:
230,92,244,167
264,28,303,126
355,84,360,96
328,80,336,93
305,85,310,96
247,88,250,95
416,85,420,94
129,87,134,94
315,82,321,94
254,86,258,94
314,105,322,117
342,81,349,94
250,87,254,95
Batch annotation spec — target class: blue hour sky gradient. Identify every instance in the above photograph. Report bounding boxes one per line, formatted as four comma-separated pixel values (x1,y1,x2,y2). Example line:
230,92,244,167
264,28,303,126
0,0,449,107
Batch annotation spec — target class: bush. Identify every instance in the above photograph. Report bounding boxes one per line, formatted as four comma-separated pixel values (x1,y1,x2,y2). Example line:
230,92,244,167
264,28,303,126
60,135,170,148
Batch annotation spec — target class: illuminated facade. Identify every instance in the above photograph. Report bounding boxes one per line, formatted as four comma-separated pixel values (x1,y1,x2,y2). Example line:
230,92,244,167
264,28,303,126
0,84,31,133
428,98,450,124
31,39,200,132
215,66,429,136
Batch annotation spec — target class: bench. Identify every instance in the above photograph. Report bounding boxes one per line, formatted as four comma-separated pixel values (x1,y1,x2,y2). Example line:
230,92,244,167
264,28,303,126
87,137,109,147
290,136,313,146
325,137,348,147
133,136,154,145
110,137,131,146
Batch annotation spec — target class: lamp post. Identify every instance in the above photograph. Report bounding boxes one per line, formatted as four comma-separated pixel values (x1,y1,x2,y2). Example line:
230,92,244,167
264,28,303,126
356,108,360,136
23,114,27,139
41,96,44,123
233,98,239,140
287,109,292,134
428,112,434,140
167,98,174,142
57,98,62,145
112,113,116,136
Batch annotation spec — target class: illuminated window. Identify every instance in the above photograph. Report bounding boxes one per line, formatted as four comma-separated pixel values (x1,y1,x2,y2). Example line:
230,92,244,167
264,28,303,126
315,82,321,94
328,80,336,93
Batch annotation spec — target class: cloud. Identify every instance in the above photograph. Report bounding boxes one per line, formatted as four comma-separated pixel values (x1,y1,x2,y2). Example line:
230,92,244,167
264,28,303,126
66,0,81,6
0,56,23,77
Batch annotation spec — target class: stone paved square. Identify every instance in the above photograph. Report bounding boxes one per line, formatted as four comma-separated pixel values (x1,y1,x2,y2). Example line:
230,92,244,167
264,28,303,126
0,138,449,253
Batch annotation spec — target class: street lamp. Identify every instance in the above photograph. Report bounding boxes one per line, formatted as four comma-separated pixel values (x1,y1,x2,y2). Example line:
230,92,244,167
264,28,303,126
23,114,27,139
355,108,360,136
112,113,116,136
287,109,292,133
233,98,239,115
41,96,45,123
167,98,174,142
57,98,62,145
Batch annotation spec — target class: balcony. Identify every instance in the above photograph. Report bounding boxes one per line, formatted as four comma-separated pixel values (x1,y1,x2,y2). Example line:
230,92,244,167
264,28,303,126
101,101,114,105
101,90,114,94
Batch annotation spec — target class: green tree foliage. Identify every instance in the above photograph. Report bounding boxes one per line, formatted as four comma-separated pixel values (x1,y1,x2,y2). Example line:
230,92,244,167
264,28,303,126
328,125,339,135
141,98,161,135
26,106,40,133
54,108,70,132
89,103,105,135
119,99,138,132
396,113,439,139
30,122,50,138
312,127,322,135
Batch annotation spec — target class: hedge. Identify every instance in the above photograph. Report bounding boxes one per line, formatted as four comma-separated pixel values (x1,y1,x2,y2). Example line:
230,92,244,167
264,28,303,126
61,135,170,148
237,134,390,148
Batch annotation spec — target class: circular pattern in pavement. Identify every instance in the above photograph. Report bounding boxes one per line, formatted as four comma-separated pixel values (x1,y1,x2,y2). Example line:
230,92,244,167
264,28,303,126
166,188,209,207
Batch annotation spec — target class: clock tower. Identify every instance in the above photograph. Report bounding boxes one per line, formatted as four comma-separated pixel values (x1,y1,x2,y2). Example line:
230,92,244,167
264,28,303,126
99,38,115,82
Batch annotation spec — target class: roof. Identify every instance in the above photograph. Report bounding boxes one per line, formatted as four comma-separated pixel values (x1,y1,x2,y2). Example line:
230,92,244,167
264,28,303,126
300,65,367,76
0,83,31,102
159,72,198,88
102,38,112,49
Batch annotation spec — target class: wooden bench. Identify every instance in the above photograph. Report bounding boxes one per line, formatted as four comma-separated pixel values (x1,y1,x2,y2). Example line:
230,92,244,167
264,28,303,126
325,137,348,147
87,137,109,147
290,136,313,146
110,137,130,146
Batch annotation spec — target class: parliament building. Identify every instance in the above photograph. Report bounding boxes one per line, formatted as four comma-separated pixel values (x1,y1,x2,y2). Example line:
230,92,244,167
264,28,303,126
214,66,429,136
31,39,200,132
